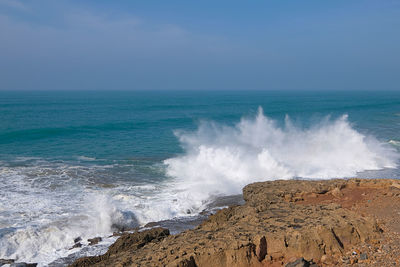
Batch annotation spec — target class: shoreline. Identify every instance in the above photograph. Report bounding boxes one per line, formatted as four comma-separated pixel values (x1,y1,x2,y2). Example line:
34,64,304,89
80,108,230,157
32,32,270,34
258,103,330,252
68,178,400,266
45,195,245,266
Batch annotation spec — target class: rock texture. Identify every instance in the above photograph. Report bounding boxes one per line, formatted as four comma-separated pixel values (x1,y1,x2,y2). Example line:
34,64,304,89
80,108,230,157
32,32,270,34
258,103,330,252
70,179,400,267
70,228,169,267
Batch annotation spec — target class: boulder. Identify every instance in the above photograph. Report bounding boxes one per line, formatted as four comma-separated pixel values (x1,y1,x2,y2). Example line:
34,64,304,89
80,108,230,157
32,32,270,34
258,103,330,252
88,237,102,246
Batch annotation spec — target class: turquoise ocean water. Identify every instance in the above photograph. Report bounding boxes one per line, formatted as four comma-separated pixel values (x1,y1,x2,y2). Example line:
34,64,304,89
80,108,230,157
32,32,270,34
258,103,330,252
0,90,399,265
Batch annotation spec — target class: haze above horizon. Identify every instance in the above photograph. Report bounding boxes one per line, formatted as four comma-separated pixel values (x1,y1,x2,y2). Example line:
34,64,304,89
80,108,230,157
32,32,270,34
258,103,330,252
0,0,399,91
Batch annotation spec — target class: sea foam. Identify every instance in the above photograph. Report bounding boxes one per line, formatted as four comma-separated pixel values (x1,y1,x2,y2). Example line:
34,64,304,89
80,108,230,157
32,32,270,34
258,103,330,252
165,107,398,198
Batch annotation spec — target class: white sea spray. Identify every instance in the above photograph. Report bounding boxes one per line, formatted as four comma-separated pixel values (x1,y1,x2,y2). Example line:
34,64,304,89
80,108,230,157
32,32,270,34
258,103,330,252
165,107,398,198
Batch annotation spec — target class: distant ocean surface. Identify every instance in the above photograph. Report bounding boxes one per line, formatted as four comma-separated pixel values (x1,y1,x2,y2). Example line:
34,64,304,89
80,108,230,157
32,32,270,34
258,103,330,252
1,90,400,266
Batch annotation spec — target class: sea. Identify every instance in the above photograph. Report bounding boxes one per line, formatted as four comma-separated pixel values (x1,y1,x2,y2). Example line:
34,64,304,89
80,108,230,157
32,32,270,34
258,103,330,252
0,90,399,266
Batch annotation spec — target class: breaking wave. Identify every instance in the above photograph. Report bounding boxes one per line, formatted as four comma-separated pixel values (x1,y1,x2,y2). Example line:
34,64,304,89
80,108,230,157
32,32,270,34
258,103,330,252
165,107,398,198
389,140,400,147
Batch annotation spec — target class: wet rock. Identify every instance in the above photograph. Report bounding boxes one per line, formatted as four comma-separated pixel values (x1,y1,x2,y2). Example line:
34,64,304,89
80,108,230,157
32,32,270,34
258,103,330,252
112,231,123,237
10,263,37,267
144,221,158,228
0,259,15,266
70,228,169,267
69,242,82,250
88,237,102,246
107,228,169,255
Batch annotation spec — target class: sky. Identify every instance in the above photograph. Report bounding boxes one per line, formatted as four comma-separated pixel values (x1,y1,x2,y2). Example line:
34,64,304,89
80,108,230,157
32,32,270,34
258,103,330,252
0,0,399,91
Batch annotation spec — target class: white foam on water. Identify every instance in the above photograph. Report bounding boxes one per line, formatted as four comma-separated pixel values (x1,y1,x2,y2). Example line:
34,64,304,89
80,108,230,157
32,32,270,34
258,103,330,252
0,162,201,266
0,164,140,266
389,140,400,147
0,108,398,266
77,156,97,161
165,107,398,198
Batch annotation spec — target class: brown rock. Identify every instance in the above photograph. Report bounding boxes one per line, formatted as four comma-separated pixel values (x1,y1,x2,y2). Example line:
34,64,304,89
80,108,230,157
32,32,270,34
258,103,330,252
177,256,197,267
107,228,169,255
331,187,344,198
350,257,358,264
69,179,400,267
69,228,169,267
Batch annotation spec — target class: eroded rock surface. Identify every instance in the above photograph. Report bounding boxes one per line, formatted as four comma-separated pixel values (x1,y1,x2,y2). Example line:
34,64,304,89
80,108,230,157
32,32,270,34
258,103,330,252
70,179,400,266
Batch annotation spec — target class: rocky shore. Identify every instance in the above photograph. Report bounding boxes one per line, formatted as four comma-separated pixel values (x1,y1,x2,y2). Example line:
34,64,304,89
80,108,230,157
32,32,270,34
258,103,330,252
69,179,400,266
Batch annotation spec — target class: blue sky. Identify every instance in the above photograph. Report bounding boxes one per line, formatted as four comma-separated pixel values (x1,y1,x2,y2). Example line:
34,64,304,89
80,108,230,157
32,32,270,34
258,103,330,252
0,0,399,90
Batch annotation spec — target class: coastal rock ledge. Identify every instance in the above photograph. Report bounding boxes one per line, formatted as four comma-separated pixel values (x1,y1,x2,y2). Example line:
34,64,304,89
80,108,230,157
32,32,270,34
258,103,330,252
70,179,400,267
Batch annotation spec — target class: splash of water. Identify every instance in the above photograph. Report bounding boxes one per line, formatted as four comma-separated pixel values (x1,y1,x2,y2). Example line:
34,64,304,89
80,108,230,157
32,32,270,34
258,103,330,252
165,107,398,199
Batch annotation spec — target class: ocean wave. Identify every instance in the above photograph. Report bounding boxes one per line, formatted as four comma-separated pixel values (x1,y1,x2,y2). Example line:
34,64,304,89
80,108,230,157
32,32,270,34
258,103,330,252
0,194,125,265
0,108,398,266
0,161,193,266
389,140,400,146
165,107,398,198
0,122,152,143
77,156,97,161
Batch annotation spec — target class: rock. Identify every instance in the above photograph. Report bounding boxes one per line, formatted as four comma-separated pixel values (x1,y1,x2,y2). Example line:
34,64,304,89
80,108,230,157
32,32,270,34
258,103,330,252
10,263,37,267
0,259,15,265
360,253,368,260
177,256,197,267
350,257,358,264
106,228,169,255
285,257,310,267
320,255,327,263
254,236,267,261
69,242,82,249
88,237,102,245
331,187,344,198
73,237,82,243
341,256,350,264
69,179,400,267
70,228,169,267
